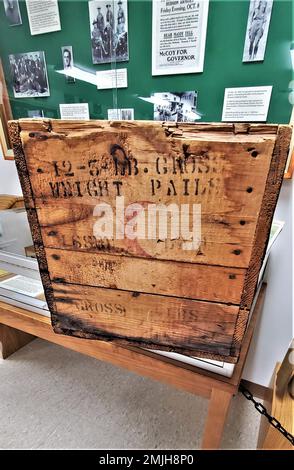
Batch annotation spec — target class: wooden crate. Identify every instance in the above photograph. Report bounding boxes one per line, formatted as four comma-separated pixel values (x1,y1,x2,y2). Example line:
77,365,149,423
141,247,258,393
9,119,292,362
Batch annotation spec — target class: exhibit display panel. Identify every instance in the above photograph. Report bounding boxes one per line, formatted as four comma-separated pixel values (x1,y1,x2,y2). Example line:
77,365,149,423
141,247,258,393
0,0,292,132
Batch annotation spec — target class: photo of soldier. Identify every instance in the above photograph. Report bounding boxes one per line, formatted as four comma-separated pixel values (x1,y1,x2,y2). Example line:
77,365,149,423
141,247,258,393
8,51,50,98
106,4,114,30
3,0,22,26
88,0,129,64
243,0,273,62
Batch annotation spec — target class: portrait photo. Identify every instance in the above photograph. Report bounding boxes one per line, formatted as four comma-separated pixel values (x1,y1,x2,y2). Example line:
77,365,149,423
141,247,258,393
3,0,22,26
61,45,75,83
88,0,129,65
9,51,50,98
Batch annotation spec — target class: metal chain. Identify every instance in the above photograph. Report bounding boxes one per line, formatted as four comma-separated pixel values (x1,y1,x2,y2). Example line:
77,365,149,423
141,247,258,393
239,384,294,446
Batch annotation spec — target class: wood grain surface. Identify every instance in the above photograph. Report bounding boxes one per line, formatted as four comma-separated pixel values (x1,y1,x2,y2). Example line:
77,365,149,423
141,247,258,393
9,119,292,361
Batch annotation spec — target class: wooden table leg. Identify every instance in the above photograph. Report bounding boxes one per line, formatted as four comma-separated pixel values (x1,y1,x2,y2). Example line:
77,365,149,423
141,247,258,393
202,387,233,449
0,323,35,359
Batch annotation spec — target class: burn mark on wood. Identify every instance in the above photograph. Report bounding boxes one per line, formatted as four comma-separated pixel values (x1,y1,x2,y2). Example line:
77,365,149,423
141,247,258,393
53,312,233,357
53,277,66,283
110,144,128,165
232,249,242,255
51,254,60,260
54,297,75,304
29,132,48,140
182,143,190,158
229,274,236,279
8,120,58,332
215,218,230,227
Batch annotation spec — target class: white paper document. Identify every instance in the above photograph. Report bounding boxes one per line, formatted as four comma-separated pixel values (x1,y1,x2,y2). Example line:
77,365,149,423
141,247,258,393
59,103,90,120
222,86,272,122
0,275,43,298
107,108,134,120
26,0,61,35
96,68,128,90
152,0,209,75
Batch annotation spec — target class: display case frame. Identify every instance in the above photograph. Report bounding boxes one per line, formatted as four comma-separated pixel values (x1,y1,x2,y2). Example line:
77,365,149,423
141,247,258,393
0,59,13,160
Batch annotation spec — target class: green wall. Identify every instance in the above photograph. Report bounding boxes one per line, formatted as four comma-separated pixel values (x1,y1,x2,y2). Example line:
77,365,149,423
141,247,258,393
0,0,292,122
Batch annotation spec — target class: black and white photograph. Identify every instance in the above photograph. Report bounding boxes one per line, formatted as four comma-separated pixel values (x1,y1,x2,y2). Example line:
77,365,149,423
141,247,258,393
243,0,273,62
27,109,44,118
88,0,129,64
9,51,50,98
152,91,199,122
3,0,22,26
121,108,134,120
61,46,75,84
108,108,134,120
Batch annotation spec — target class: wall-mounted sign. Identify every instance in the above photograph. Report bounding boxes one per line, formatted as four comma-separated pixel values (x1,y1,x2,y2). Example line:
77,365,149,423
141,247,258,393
222,86,272,122
152,0,209,76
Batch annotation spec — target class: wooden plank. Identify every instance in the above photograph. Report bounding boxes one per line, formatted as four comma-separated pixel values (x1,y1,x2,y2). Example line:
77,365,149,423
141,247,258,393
20,128,275,212
37,201,257,245
202,388,233,449
0,300,241,397
0,284,266,390
45,247,246,303
16,119,278,135
0,323,35,359
239,126,292,311
37,200,257,267
50,281,238,357
231,283,267,384
257,363,294,450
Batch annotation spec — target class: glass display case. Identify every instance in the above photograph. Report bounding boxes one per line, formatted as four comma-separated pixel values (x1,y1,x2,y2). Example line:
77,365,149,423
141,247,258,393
0,205,48,316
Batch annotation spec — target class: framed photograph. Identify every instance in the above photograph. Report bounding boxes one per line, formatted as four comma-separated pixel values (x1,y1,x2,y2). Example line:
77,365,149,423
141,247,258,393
107,108,134,120
61,46,75,84
0,59,14,160
243,0,273,62
88,0,129,65
152,0,209,76
152,91,198,122
27,109,44,118
3,0,22,27
121,108,134,120
9,51,50,98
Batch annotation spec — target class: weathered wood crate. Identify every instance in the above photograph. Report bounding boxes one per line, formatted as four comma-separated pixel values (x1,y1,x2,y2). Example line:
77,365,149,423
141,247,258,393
9,119,292,363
